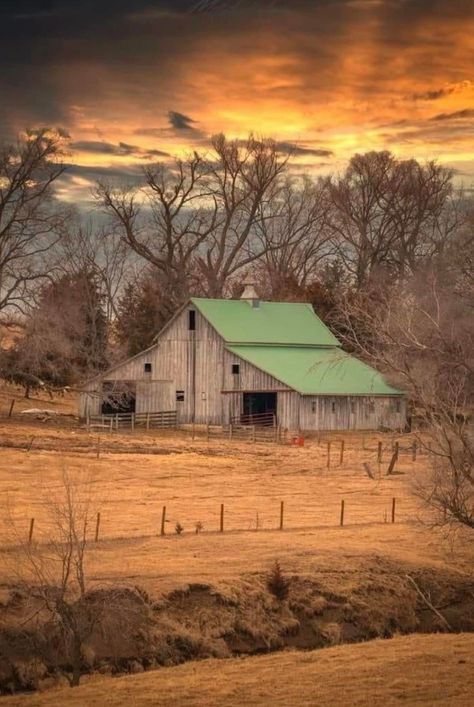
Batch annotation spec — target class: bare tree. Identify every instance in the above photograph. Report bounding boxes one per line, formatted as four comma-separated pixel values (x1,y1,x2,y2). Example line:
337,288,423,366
95,134,289,300
2,468,151,688
327,152,458,288
337,270,474,530
0,130,69,321
255,176,333,299
196,134,288,296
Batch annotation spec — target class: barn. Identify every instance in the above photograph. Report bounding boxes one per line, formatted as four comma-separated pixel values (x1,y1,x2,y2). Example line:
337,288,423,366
79,287,406,431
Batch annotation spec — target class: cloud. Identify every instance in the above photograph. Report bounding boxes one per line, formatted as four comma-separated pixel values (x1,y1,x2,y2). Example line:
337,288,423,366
275,141,333,157
70,140,169,159
411,80,473,102
168,110,199,132
430,108,474,122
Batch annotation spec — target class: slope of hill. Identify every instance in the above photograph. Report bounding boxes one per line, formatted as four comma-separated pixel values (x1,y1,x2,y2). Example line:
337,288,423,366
3,633,474,706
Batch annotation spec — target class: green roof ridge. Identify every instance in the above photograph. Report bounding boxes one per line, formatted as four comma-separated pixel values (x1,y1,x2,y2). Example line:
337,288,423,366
191,297,340,347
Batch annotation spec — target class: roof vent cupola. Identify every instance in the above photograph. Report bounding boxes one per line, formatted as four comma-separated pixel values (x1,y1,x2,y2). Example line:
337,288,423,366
240,283,260,308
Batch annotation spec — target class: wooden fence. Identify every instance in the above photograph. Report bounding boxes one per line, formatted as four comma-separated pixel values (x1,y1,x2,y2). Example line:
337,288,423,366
20,495,408,545
87,410,178,431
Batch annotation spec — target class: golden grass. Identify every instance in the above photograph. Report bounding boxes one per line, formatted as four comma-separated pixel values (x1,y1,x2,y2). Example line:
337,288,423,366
0,419,472,594
3,633,474,706
0,428,424,542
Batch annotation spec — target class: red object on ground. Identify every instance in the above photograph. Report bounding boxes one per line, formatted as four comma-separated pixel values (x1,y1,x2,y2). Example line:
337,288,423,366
292,435,305,447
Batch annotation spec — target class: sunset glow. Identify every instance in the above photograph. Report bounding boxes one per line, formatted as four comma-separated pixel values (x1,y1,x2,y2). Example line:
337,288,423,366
2,0,473,205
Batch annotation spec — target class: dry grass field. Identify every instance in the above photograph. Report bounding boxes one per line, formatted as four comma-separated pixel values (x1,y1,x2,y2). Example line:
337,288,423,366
0,383,473,705
3,633,474,707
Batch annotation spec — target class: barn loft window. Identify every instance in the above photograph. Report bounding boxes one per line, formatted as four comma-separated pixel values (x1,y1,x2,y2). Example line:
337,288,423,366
331,401,336,413
144,363,152,373
232,364,240,375
188,310,196,330
176,390,185,402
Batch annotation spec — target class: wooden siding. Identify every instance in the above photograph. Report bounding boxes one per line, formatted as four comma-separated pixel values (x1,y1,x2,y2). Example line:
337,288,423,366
78,303,406,431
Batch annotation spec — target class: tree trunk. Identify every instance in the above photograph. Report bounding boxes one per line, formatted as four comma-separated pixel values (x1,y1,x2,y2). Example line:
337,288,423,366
71,633,82,687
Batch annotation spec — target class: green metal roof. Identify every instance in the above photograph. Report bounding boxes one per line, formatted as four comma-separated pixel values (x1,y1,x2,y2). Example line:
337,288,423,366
191,298,340,346
226,345,403,396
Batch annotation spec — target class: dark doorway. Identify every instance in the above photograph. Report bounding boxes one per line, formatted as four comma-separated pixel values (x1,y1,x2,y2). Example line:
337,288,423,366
101,381,136,414
242,392,277,425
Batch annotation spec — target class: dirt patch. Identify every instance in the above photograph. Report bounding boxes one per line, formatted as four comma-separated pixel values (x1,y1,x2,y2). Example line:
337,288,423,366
1,557,473,695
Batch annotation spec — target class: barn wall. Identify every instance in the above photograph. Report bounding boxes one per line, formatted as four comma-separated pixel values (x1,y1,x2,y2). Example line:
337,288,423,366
298,395,406,431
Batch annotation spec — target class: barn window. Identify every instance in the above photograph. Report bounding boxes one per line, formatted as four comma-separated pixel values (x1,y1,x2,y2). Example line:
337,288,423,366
188,310,196,331
390,398,401,413
232,364,240,375
176,390,185,402
144,362,152,374
332,401,336,413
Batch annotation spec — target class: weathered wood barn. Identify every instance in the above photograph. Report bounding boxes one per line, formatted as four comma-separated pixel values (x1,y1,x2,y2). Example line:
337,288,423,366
79,287,405,431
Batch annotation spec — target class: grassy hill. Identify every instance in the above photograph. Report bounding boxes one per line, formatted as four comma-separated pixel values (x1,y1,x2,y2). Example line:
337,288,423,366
4,633,474,706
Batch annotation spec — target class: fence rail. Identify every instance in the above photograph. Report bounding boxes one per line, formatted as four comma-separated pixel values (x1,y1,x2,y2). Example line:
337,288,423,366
87,410,178,431
230,412,276,427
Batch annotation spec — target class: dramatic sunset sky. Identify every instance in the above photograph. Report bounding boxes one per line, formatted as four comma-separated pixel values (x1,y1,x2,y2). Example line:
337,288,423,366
1,0,473,205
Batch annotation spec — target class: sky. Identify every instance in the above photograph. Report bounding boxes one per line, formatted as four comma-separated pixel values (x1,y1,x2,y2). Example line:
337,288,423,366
1,0,474,206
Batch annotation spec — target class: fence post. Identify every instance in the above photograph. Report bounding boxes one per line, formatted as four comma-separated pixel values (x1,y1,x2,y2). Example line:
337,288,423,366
391,497,396,523
115,413,119,431
340,499,345,527
28,518,35,544
339,439,345,465
8,399,15,418
377,441,382,464
146,412,150,431
229,424,233,440
95,512,101,542
131,413,135,432
109,418,113,433
280,501,284,530
394,441,399,460
96,436,101,460
387,452,398,475
207,421,210,441
160,506,166,536
327,441,331,469
412,442,417,461
220,503,224,532
192,422,195,440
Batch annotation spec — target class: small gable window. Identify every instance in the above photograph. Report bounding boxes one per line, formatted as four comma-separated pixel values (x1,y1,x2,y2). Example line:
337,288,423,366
232,364,240,375
144,363,152,374
176,390,185,402
189,310,196,331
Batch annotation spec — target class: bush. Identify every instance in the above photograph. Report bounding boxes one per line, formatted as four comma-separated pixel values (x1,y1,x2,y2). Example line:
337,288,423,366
267,561,291,601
